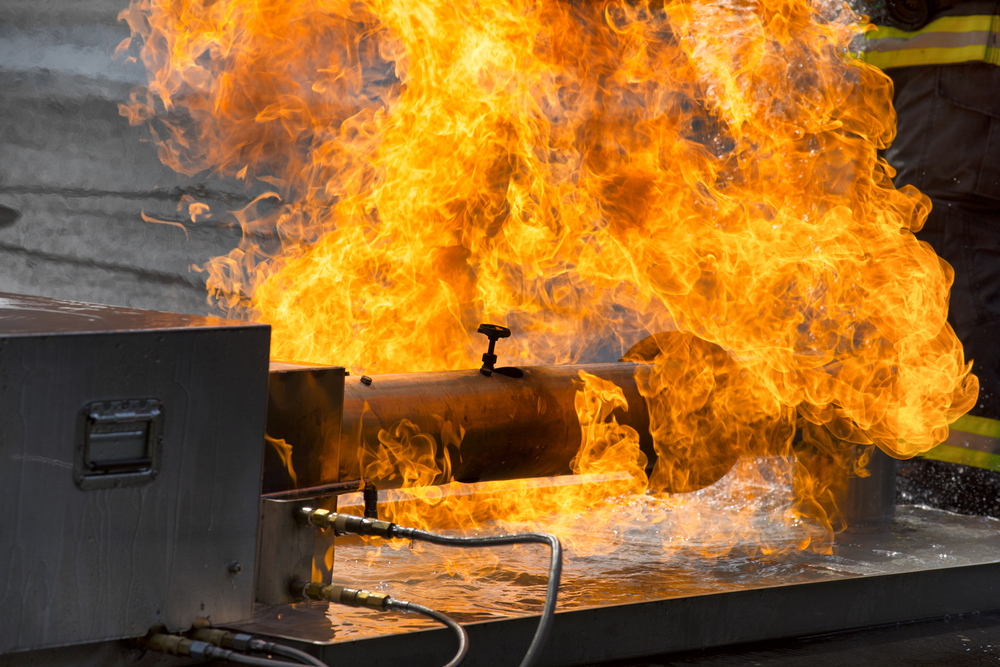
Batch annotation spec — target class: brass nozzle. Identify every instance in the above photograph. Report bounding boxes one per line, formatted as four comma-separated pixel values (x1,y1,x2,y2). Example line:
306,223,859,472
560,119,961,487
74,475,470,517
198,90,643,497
295,581,391,610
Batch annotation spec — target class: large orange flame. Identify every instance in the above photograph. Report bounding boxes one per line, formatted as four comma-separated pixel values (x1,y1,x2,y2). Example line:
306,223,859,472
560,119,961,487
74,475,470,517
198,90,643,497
119,0,976,550
348,367,826,557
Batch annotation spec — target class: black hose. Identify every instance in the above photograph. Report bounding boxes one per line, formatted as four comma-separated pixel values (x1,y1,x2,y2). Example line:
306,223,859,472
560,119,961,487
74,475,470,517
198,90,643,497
249,638,327,667
203,645,307,667
145,634,311,666
386,599,469,667
390,526,562,667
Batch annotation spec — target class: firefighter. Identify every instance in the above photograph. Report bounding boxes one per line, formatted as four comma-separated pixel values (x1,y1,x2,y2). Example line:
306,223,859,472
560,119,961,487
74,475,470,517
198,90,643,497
860,0,1000,515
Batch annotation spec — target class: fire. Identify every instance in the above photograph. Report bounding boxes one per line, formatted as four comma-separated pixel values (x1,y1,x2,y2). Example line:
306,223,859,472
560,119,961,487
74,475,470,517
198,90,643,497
361,371,651,555
119,0,976,549
351,366,826,557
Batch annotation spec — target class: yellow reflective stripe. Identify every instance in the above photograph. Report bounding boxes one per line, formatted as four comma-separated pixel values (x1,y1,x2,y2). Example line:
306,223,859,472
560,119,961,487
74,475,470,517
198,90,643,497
990,15,1000,65
919,443,1000,472
860,14,1000,68
865,15,996,40
862,44,989,68
913,414,1000,472
951,413,1000,439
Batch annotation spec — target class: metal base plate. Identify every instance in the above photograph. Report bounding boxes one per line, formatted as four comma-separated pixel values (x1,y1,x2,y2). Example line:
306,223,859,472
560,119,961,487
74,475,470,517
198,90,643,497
229,505,1000,667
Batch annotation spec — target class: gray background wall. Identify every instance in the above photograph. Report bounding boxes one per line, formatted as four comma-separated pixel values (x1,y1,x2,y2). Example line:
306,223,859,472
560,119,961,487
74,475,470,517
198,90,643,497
0,0,247,315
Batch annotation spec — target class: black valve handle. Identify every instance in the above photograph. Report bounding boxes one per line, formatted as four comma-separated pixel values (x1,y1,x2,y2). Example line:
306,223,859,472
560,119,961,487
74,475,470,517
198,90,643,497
477,323,511,377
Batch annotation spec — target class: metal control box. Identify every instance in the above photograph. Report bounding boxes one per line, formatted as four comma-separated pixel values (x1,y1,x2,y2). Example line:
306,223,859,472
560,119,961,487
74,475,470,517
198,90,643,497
0,293,270,654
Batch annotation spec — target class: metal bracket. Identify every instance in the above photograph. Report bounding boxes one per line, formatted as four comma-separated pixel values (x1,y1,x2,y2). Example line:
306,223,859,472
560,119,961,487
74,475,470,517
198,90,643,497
255,498,317,606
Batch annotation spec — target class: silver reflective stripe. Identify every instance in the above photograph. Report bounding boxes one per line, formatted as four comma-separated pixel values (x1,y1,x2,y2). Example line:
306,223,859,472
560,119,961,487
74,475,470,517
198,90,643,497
920,414,1000,472
859,14,1000,68
865,29,992,53
944,427,1000,456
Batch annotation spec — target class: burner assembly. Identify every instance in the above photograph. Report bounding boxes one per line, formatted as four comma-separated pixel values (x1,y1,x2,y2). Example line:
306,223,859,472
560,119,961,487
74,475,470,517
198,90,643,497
0,294,560,667
1,293,998,667
2,0,996,660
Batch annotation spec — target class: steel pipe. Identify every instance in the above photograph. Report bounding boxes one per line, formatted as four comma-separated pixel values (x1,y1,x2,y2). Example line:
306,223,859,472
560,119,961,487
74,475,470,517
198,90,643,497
338,363,654,487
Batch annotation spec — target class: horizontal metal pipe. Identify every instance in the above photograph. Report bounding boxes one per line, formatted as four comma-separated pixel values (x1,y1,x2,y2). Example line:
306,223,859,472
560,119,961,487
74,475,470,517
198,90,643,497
263,354,897,523
261,478,380,519
338,363,654,488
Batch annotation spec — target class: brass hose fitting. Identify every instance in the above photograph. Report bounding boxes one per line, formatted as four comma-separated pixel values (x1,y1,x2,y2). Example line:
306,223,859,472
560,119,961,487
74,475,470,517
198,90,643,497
145,633,212,660
190,627,254,651
297,507,395,538
147,631,320,667
294,580,391,610
189,627,326,667
290,580,469,667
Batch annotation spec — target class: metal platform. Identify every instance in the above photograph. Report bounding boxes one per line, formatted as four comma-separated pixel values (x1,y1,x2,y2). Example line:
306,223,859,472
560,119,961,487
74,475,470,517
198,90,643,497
229,505,1000,667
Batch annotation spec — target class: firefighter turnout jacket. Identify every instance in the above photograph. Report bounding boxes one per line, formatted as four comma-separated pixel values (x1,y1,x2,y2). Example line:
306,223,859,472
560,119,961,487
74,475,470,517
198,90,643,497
860,2,1000,493
861,3,1000,69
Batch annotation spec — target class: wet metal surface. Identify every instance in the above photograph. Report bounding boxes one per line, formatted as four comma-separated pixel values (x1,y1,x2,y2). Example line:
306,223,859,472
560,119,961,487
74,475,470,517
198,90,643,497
238,506,1000,641
229,458,1000,666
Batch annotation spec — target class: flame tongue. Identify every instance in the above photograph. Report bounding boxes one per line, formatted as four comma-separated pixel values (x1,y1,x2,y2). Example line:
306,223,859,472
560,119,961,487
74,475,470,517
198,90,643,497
122,0,975,541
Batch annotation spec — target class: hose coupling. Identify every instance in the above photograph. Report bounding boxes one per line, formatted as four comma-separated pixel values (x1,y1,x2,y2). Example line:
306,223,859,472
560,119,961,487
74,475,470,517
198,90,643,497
293,580,391,610
298,508,396,538
145,633,213,660
190,627,254,651
298,507,331,527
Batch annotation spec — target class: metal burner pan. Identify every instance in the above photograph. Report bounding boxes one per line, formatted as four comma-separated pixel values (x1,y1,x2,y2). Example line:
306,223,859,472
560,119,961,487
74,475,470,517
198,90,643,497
230,507,1000,667
304,561,1000,667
